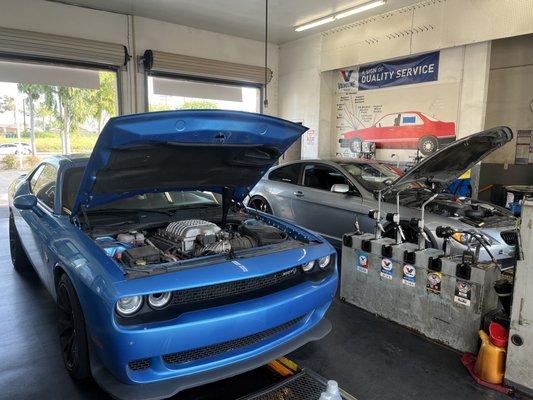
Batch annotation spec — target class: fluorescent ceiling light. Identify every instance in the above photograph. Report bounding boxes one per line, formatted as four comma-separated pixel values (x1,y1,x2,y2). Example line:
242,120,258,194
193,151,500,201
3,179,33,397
295,16,335,32
294,0,386,32
336,0,387,19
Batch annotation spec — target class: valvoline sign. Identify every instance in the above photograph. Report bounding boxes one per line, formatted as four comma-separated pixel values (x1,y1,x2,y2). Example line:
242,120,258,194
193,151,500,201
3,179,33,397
358,52,439,90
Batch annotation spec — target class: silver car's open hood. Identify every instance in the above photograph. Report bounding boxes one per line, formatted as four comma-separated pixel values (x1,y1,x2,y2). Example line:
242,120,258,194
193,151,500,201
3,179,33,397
390,126,513,190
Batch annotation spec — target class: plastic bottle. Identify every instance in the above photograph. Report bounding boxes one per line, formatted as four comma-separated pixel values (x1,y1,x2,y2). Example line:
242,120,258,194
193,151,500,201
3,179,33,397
474,330,507,384
326,380,342,400
319,393,333,400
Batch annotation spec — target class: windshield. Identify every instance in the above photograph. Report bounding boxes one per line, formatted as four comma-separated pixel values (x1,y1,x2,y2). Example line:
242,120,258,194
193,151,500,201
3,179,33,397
62,166,219,213
339,162,400,191
339,162,429,192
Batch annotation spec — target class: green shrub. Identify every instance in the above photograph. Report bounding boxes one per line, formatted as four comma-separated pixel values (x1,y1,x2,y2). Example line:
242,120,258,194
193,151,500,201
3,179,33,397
1,154,18,170
24,154,41,170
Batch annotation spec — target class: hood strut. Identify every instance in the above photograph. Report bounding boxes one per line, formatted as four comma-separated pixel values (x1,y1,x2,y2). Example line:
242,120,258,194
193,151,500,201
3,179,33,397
221,186,234,228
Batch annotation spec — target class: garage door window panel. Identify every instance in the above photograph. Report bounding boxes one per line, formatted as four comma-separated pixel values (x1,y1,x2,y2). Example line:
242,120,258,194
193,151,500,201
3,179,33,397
148,76,260,113
0,60,119,156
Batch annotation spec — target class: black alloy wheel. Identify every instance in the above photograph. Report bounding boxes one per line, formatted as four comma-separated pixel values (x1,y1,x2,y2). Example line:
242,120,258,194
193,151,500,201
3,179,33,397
9,212,31,273
56,274,90,380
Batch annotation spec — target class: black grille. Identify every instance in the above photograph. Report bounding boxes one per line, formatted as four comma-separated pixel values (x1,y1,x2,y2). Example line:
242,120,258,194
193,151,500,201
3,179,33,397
128,358,151,371
171,267,303,306
163,316,305,366
501,230,518,245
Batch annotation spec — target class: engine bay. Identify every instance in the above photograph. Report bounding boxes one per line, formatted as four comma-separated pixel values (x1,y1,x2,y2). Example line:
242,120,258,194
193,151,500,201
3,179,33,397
94,216,293,270
424,197,515,227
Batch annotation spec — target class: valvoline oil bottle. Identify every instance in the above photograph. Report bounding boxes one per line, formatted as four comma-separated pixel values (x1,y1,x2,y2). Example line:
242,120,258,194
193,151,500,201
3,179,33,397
474,322,508,384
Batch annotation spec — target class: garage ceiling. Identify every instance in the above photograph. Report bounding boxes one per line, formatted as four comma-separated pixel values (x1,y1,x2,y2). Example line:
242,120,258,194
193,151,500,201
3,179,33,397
48,0,422,43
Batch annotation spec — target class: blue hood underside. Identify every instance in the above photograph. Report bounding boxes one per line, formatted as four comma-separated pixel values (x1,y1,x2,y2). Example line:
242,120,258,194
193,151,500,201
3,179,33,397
71,110,308,217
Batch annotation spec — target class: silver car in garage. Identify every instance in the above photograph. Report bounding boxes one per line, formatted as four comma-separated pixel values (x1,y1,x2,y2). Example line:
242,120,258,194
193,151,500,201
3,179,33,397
247,127,518,266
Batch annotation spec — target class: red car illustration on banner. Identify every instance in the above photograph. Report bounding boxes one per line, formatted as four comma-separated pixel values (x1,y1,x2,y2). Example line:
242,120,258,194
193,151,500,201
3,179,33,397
339,111,456,155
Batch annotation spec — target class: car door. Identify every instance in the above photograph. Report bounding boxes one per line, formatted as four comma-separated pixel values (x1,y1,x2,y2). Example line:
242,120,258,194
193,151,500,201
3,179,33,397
15,163,58,289
262,163,303,221
292,163,364,247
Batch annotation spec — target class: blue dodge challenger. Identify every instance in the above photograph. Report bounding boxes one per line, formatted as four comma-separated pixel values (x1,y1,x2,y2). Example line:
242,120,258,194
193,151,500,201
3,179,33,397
8,110,338,399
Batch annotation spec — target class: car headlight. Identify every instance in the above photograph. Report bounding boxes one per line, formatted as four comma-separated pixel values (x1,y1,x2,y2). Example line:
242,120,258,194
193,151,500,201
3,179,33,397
147,292,172,309
301,260,315,272
318,255,331,269
116,295,143,316
452,232,498,246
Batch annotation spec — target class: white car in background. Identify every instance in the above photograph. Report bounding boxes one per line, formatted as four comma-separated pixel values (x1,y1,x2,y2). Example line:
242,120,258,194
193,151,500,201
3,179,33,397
0,143,32,155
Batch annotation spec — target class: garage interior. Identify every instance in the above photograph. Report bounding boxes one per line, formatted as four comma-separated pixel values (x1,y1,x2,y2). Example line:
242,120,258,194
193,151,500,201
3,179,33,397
0,1,532,400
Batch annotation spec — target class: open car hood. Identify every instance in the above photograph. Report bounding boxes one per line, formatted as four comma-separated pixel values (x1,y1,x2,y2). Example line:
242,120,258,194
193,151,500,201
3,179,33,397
71,110,307,217
389,126,512,191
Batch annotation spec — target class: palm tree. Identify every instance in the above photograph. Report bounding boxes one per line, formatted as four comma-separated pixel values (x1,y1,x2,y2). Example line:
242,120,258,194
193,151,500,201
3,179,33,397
18,84,44,155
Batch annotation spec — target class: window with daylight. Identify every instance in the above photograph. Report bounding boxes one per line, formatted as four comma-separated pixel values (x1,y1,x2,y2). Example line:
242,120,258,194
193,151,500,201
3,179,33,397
0,60,119,167
148,76,261,113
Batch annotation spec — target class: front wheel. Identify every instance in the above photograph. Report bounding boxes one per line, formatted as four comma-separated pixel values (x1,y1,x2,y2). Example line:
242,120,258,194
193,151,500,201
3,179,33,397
248,196,272,213
418,135,438,155
9,212,32,274
56,273,90,380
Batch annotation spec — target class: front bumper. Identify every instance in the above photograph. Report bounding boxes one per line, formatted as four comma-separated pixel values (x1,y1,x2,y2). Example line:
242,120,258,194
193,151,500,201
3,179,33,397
88,264,337,399
89,317,332,400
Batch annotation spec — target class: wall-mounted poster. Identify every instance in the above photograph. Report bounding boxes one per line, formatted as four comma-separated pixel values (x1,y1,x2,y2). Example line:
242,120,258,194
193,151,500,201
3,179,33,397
335,51,461,162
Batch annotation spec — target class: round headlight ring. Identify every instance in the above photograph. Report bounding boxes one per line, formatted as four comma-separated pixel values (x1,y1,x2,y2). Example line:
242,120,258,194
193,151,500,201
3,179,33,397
301,260,315,272
116,295,143,317
147,292,172,309
318,255,331,269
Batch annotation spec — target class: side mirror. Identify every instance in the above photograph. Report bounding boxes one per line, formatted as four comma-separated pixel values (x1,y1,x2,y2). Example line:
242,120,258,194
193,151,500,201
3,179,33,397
331,183,350,194
13,194,37,210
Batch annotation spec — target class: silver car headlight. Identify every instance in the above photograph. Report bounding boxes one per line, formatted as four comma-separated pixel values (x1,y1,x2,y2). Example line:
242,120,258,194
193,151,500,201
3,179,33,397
116,295,143,316
147,292,172,309
318,255,331,269
301,260,315,272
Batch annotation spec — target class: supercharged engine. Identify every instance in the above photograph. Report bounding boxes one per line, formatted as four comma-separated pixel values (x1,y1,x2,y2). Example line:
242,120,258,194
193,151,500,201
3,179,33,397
96,218,289,269
150,219,258,258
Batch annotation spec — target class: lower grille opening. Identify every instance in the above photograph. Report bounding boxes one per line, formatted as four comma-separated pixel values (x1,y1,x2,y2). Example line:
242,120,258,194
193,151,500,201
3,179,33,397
163,316,305,366
128,358,151,371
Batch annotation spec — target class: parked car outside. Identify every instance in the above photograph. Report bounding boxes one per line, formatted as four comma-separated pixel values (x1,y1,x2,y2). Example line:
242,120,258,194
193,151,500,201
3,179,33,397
0,142,32,155
8,111,337,400
248,127,517,267
339,111,456,155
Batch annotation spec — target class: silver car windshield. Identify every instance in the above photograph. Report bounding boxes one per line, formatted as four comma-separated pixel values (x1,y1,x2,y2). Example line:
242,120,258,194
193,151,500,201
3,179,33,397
340,162,428,192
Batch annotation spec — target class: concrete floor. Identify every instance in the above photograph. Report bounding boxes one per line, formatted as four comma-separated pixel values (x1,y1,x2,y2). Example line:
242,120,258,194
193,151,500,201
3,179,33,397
0,169,523,400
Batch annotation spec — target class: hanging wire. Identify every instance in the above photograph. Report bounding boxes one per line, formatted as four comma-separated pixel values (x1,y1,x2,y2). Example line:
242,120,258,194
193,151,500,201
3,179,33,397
263,0,269,109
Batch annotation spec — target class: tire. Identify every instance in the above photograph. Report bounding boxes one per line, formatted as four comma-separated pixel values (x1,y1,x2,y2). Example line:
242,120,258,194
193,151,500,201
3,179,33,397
349,137,363,157
418,135,439,155
248,196,272,213
56,273,90,380
9,211,32,274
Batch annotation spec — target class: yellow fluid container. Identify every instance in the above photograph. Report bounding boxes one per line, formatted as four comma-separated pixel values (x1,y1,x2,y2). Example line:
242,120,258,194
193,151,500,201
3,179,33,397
474,330,507,384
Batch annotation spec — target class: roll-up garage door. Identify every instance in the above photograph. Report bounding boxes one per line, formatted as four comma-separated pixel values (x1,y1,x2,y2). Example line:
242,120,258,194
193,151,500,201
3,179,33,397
143,50,272,85
0,27,128,68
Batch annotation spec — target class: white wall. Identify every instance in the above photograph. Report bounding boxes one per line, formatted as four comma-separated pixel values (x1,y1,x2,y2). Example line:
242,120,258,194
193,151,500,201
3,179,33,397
0,0,279,116
278,34,331,159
